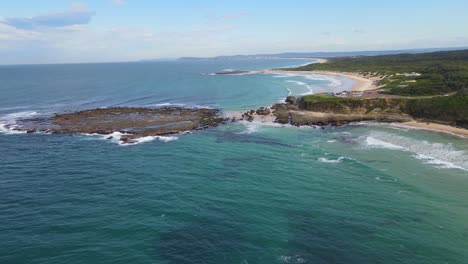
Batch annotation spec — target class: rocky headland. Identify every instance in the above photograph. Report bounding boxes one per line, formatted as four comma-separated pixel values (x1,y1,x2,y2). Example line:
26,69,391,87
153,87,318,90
233,95,411,126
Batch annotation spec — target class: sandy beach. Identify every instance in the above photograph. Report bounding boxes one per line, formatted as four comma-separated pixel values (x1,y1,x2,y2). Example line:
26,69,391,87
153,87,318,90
262,69,378,92
395,121,468,138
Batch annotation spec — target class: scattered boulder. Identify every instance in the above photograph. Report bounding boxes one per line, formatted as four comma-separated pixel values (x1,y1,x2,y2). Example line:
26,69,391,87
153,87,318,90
255,107,271,115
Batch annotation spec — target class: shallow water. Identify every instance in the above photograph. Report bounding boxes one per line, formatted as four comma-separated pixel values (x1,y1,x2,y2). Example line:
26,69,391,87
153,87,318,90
1,59,467,264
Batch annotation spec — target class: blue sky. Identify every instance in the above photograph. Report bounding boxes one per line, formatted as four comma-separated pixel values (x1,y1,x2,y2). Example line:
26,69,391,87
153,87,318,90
1,0,468,64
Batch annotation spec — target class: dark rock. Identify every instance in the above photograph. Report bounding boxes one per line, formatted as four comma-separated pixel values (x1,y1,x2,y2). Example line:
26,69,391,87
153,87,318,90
285,96,297,105
255,107,271,115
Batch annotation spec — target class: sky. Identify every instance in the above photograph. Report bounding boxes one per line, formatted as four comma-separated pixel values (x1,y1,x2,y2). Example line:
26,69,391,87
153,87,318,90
1,0,468,64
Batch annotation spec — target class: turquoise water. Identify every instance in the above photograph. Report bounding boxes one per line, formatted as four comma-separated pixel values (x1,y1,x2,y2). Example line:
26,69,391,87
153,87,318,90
1,59,467,264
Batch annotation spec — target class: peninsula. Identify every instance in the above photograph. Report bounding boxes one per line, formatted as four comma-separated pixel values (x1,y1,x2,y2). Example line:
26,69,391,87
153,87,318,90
238,50,468,137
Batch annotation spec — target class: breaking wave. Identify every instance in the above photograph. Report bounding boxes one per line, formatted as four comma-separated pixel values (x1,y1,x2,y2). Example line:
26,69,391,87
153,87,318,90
82,131,179,146
318,156,352,163
363,132,467,171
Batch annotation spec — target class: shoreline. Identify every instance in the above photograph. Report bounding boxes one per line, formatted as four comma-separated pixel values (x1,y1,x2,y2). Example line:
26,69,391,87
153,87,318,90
233,66,468,138
262,69,378,92
394,121,468,138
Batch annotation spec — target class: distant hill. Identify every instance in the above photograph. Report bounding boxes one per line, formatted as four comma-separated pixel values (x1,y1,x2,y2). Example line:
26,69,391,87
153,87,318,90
177,47,468,60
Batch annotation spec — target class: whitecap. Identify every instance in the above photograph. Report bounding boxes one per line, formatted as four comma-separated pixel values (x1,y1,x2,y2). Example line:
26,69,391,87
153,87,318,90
279,255,306,264
318,157,351,163
81,131,179,145
375,176,398,182
121,135,179,145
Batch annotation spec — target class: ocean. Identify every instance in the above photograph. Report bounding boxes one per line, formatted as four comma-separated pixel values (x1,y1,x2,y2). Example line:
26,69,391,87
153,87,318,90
1,59,467,264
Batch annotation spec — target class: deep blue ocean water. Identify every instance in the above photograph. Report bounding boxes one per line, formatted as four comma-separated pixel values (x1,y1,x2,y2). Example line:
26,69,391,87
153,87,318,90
1,59,467,264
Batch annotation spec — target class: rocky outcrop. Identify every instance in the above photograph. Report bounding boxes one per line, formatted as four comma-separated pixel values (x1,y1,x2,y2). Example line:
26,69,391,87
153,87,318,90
11,107,226,144
271,96,412,126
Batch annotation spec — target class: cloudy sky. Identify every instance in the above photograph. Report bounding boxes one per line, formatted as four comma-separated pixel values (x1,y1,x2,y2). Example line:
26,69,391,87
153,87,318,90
1,0,468,64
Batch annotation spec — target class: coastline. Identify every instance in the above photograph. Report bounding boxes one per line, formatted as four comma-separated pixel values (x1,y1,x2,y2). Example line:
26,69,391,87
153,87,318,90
262,69,378,92
251,68,468,138
394,121,468,138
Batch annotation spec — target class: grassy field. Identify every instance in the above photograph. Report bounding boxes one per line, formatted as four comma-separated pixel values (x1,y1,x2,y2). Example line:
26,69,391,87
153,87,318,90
289,49,468,96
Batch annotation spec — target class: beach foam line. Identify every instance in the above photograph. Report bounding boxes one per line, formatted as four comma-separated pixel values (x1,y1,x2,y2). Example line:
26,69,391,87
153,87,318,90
265,70,374,92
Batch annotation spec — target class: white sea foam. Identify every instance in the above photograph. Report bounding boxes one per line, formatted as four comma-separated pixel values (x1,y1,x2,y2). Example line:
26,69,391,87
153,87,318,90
0,123,27,134
363,132,468,171
81,131,179,145
237,123,261,134
274,73,343,88
236,119,298,134
318,157,350,163
365,136,407,150
375,176,398,182
285,80,314,95
122,135,179,145
413,154,467,171
279,255,306,264
2,111,39,121
0,111,40,135
150,102,213,109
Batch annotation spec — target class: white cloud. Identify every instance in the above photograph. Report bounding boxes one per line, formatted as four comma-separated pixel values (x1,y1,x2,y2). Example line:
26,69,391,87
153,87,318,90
1,4,95,29
0,23,43,41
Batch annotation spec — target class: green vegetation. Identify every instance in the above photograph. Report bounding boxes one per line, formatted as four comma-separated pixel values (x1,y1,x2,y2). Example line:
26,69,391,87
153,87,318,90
404,95,468,128
300,95,468,128
288,50,468,96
